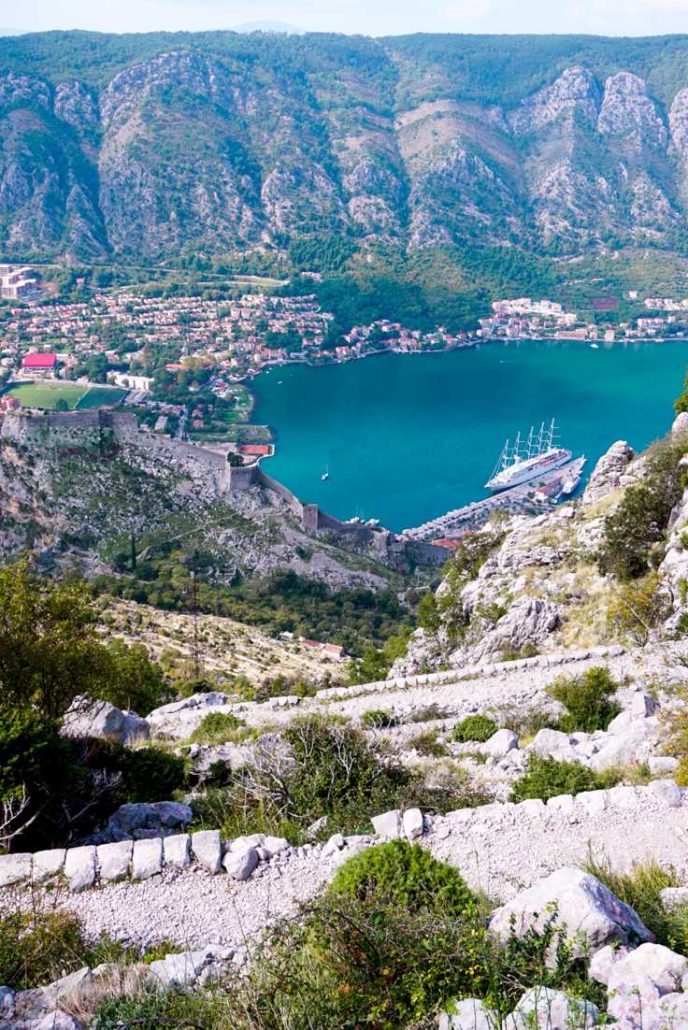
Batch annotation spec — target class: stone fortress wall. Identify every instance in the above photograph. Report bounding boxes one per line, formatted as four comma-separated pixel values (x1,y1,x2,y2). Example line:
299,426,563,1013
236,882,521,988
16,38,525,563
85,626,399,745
0,409,446,564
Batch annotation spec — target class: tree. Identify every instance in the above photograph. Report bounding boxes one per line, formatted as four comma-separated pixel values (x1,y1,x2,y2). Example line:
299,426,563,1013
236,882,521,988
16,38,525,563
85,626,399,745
0,560,113,720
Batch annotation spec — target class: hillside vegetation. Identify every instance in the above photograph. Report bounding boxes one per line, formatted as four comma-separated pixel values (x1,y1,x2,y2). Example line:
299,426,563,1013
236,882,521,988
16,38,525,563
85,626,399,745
6,33,688,323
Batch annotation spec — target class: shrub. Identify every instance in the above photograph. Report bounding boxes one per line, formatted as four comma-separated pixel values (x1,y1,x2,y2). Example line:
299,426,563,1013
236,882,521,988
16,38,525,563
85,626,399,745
510,754,620,803
330,840,477,917
361,708,396,729
452,714,498,743
606,573,670,646
193,716,484,843
598,436,688,580
97,849,602,1029
93,743,188,805
189,712,249,746
99,640,171,716
548,666,621,733
407,727,449,756
0,905,138,992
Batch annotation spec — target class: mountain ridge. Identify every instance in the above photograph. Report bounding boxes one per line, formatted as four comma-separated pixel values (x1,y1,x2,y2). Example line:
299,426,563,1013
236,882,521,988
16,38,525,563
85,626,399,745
5,32,688,274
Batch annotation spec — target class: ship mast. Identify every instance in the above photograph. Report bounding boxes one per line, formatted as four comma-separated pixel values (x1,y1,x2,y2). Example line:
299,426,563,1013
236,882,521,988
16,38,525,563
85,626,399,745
525,426,535,459
512,431,522,464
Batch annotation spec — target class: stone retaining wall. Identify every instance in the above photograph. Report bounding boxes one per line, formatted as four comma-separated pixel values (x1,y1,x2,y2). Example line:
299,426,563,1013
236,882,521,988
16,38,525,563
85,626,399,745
2,778,681,896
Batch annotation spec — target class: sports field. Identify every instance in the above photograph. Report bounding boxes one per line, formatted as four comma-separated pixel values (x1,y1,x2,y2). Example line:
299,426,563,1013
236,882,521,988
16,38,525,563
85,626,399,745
5,383,127,410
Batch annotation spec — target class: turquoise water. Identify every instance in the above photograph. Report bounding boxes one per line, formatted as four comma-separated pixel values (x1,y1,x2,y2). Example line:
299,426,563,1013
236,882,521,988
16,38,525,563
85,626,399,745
252,339,688,532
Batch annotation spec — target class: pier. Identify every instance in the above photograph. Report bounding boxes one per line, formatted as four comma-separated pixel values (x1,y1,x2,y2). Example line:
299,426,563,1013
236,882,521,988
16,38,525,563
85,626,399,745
402,457,586,542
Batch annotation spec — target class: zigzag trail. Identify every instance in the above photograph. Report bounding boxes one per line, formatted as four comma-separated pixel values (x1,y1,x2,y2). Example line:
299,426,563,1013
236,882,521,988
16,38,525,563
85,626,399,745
4,781,687,953
166,640,688,734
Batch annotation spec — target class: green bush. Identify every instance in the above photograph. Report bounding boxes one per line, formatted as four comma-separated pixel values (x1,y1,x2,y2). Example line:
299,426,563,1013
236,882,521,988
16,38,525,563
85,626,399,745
548,667,621,733
93,742,188,804
598,436,688,580
330,840,476,917
96,846,602,1029
193,716,484,843
99,640,171,716
0,907,139,991
408,728,449,756
361,709,397,729
189,712,249,745
510,754,620,803
452,714,498,743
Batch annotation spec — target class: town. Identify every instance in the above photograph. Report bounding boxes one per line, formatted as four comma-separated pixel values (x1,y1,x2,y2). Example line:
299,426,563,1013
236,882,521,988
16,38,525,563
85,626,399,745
2,265,688,447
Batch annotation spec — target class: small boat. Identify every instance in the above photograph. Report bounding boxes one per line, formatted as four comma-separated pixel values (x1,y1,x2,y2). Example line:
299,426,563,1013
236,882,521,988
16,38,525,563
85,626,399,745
321,464,329,481
590,343,599,349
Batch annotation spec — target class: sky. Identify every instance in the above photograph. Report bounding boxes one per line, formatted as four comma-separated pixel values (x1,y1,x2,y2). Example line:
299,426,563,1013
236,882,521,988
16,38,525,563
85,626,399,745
5,0,688,38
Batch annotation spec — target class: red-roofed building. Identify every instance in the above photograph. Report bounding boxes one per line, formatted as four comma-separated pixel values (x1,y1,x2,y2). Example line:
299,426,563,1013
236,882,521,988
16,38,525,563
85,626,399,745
21,352,57,378
238,443,273,457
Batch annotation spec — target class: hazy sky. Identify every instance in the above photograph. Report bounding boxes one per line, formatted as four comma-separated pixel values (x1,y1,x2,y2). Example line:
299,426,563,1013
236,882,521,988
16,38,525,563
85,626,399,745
7,0,688,38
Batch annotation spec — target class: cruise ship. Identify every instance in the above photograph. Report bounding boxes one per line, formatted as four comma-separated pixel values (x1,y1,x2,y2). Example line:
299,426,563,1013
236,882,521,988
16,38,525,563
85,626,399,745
485,420,573,492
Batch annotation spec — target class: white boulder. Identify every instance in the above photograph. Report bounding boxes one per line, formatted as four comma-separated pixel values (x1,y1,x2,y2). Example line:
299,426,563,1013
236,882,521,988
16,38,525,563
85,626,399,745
32,849,65,882
223,847,259,881
514,986,600,1028
489,867,653,956
61,696,149,744
402,808,424,841
371,809,402,838
191,830,222,873
439,998,498,1028
64,846,96,892
132,837,163,880
97,840,132,882
0,853,31,887
483,729,519,758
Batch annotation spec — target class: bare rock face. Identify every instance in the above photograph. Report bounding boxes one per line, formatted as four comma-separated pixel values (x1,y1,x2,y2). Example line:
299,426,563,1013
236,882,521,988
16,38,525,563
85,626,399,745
597,72,668,151
509,66,601,135
582,440,636,505
450,596,560,665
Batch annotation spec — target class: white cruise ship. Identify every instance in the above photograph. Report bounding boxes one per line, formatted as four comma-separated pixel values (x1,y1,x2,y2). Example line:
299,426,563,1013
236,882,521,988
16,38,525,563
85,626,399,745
485,420,573,492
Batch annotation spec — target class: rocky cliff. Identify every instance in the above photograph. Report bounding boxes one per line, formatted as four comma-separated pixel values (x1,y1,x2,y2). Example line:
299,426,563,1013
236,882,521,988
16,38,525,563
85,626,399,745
4,33,688,262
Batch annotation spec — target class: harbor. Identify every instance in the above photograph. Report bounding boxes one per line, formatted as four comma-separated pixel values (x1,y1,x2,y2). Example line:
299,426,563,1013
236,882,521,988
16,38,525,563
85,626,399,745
401,456,586,542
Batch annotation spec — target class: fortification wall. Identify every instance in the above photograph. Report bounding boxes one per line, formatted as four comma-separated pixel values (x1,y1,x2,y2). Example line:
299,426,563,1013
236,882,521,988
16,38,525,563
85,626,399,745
257,468,305,519
0,410,447,567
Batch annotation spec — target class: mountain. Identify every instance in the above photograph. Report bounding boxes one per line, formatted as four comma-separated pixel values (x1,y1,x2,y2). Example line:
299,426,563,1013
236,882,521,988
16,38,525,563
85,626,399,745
4,31,688,275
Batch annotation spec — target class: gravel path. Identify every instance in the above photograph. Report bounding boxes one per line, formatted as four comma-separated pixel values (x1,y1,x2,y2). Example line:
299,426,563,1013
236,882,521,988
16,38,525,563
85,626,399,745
239,641,688,732
23,785,688,951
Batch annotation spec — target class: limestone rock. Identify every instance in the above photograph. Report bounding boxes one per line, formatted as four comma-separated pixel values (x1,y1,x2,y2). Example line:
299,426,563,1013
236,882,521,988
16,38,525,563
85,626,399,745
514,986,600,1028
147,692,232,739
468,597,560,663
608,942,688,996
132,837,163,880
439,997,499,1029
191,829,222,872
61,696,149,744
104,800,192,842
163,833,191,870
97,840,132,882
0,853,31,888
483,729,519,758
32,849,66,882
63,846,96,892
402,807,424,841
371,809,402,838
223,847,259,881
489,867,653,955
582,441,635,505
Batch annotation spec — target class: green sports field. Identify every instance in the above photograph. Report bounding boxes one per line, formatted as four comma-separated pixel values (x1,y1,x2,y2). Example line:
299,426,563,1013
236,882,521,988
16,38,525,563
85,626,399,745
5,383,127,410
